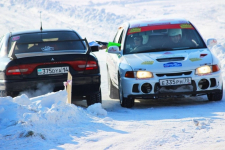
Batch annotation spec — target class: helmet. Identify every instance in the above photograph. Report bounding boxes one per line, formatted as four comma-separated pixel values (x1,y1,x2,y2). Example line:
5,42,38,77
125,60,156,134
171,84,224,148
168,29,182,37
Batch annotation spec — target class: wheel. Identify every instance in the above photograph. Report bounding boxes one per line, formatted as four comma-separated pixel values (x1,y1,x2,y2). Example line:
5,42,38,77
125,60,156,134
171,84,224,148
118,75,134,108
107,69,119,99
86,89,102,106
207,84,223,101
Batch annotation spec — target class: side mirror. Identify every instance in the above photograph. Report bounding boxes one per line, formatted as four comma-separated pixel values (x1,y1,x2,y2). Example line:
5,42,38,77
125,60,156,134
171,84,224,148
207,38,217,47
90,45,99,52
108,46,121,54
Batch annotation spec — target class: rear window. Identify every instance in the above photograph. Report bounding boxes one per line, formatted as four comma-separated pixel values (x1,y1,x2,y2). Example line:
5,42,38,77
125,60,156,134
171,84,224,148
8,31,86,54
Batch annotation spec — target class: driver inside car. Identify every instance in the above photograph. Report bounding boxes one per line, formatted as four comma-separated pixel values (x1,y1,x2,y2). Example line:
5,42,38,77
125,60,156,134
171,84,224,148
162,28,198,48
129,35,144,52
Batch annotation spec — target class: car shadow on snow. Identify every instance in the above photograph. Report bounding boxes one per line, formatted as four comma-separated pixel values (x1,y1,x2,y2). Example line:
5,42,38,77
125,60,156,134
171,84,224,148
95,96,225,122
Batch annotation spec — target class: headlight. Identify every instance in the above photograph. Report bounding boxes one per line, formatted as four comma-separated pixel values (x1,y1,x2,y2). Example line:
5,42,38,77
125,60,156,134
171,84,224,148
137,71,153,78
196,65,212,75
195,65,220,75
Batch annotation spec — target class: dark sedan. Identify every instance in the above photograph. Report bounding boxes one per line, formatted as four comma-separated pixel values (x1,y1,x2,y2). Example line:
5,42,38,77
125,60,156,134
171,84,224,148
0,29,101,106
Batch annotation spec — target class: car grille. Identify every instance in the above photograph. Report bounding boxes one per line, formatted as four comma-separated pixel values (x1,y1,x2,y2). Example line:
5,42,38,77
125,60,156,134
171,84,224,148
155,71,192,77
156,57,185,62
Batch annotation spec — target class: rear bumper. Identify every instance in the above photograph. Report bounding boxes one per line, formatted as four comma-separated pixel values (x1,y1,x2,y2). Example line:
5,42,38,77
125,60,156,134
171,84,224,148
0,74,100,97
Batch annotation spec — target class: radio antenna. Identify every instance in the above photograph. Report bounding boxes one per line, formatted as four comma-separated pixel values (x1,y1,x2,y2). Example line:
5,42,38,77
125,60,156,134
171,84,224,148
40,11,43,31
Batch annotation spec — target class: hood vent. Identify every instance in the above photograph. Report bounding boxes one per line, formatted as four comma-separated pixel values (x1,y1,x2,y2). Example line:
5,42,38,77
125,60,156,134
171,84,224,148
156,57,185,62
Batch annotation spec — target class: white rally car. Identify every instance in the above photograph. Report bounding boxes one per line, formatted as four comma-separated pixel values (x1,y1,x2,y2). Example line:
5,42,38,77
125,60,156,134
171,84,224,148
106,18,223,108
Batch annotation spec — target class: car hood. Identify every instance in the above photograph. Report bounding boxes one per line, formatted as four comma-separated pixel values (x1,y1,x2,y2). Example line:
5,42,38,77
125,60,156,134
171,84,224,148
123,49,212,73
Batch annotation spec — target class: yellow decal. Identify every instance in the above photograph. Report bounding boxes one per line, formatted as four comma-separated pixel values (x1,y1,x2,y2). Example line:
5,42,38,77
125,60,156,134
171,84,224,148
189,58,202,62
129,28,141,33
141,61,154,65
180,24,192,28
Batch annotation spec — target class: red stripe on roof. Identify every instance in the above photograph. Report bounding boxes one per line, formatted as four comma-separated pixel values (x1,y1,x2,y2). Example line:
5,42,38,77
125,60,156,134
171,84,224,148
127,24,194,35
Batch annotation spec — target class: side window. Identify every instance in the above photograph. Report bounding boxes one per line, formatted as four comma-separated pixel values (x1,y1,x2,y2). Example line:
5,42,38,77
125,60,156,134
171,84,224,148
0,35,5,53
118,30,124,44
113,29,123,43
113,31,119,43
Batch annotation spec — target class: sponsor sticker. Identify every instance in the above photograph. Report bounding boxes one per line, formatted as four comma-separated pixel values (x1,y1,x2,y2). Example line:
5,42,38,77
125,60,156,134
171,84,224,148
163,62,182,68
12,36,20,41
141,61,154,65
180,24,193,28
129,28,141,33
41,46,54,51
189,58,202,62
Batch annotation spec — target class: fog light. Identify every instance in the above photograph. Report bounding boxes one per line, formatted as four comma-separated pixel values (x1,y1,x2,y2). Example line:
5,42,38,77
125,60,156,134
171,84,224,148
198,79,209,89
141,83,152,93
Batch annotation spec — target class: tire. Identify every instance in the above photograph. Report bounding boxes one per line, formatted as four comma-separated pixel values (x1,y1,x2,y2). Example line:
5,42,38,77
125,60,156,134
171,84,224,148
108,69,119,99
118,75,134,108
207,84,223,101
86,89,102,106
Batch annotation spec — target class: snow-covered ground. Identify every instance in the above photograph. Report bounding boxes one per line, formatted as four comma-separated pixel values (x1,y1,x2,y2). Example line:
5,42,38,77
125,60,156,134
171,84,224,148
1,0,225,149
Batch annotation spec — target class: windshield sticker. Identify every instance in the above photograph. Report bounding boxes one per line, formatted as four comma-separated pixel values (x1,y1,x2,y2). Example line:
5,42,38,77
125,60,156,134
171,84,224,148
189,58,202,62
141,61,154,65
163,62,182,68
129,28,141,34
180,24,193,29
41,46,54,51
12,36,20,41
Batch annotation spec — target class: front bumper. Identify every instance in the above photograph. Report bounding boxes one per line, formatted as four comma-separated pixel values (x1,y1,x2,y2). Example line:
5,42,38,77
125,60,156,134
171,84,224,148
121,70,223,98
128,89,222,99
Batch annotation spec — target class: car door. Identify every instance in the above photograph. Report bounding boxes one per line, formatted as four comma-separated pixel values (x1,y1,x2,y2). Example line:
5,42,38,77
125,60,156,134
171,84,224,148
109,27,125,86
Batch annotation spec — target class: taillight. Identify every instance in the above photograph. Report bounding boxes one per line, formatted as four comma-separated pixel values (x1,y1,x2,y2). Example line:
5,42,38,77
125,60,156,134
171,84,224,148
69,60,98,71
6,66,21,75
6,64,37,75
85,61,98,70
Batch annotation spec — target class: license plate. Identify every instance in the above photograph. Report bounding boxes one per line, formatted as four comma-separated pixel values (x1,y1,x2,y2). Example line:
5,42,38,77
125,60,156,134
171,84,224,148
159,78,191,86
37,66,69,75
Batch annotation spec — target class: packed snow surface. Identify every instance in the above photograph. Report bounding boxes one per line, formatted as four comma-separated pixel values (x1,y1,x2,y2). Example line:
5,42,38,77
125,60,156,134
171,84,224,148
1,0,225,149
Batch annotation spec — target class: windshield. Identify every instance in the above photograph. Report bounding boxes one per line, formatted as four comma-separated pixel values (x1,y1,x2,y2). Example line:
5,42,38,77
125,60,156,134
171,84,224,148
124,24,206,54
8,31,86,54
